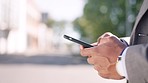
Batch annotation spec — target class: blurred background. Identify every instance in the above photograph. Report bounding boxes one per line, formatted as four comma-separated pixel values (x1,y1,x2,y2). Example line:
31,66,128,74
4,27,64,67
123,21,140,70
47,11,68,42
0,0,142,83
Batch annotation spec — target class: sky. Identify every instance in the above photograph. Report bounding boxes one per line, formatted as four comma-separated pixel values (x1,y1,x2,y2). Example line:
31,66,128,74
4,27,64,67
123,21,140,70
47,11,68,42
36,0,86,22
35,0,86,44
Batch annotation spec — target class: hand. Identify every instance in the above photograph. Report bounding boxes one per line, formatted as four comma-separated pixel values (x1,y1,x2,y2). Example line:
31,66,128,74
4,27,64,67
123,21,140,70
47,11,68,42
80,32,127,80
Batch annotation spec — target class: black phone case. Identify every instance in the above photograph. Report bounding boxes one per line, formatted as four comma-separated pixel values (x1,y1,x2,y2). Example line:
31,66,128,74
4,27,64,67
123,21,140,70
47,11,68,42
64,35,93,48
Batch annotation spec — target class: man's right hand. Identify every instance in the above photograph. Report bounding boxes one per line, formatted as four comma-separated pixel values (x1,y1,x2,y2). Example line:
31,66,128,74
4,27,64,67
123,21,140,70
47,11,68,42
80,32,127,80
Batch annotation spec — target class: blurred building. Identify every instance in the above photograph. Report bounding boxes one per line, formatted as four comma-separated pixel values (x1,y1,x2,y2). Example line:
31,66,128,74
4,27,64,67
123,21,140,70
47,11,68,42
0,0,53,54
41,13,48,23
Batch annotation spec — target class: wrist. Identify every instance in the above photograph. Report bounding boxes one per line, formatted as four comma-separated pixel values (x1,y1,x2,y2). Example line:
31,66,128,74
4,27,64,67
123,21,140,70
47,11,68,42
116,60,125,79
113,47,127,79
116,47,129,79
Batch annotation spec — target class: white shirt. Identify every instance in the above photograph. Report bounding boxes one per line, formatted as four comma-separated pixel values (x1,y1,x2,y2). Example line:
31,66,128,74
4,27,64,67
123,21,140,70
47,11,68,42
116,47,129,79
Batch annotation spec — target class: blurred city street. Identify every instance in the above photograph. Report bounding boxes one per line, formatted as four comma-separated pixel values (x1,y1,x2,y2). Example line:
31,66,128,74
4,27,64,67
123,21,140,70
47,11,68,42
0,54,126,83
0,0,135,82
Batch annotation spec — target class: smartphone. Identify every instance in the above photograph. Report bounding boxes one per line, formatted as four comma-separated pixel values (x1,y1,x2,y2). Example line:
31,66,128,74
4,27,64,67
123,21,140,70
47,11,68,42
63,35,93,48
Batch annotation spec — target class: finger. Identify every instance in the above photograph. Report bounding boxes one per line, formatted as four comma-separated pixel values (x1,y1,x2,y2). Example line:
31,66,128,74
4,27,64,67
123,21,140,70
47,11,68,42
97,37,101,43
87,54,104,65
100,32,113,38
98,36,120,45
102,33,111,38
97,32,111,44
80,45,87,57
98,32,116,42
97,35,110,44
87,56,95,64
94,65,101,71
80,47,93,57
91,42,98,46
80,45,84,50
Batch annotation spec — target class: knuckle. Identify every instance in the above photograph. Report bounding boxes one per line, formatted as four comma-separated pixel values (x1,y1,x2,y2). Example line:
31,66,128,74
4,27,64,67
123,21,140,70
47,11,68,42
104,32,111,35
108,36,114,40
94,65,100,71
108,36,116,42
104,34,110,37
80,50,86,56
87,58,94,64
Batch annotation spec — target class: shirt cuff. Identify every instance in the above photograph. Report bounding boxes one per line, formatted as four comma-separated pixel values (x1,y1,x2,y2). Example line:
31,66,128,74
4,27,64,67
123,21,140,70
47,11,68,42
116,47,129,79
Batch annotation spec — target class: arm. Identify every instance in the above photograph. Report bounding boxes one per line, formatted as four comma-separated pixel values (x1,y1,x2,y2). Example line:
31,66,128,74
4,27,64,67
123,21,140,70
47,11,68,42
125,44,148,83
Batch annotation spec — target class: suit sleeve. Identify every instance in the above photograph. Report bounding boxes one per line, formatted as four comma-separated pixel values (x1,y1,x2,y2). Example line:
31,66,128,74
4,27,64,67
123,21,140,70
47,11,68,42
125,44,148,83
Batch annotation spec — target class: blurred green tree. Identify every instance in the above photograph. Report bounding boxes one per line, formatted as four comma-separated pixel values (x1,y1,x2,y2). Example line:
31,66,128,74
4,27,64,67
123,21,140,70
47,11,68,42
73,0,142,42
46,19,56,27
46,19,66,29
